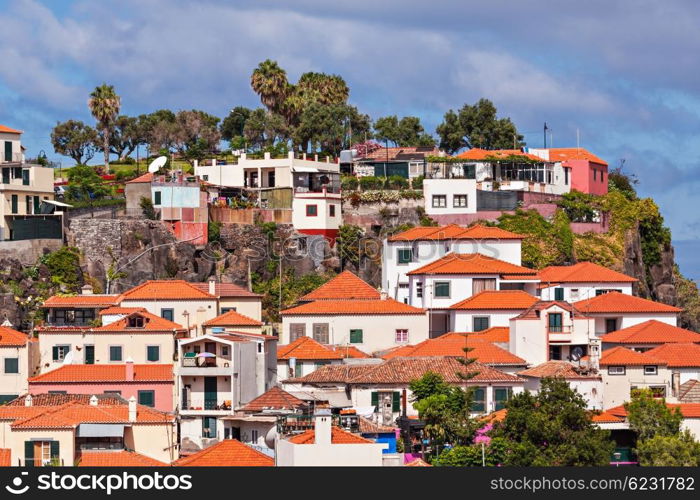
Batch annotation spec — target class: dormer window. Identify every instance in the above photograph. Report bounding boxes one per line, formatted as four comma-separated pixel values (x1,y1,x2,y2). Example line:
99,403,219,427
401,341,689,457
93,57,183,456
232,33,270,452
128,316,145,328
548,313,563,332
644,365,658,376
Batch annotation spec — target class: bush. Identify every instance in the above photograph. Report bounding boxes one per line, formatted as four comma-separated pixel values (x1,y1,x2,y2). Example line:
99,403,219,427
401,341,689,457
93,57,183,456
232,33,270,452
139,197,158,220
341,176,359,191
208,221,222,242
359,176,384,191
400,190,423,200
411,175,424,190
385,175,409,190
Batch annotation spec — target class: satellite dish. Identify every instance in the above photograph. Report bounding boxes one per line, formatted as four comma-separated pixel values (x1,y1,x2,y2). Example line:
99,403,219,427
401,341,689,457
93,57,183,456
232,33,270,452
62,351,75,365
570,346,584,362
148,156,167,173
264,425,277,449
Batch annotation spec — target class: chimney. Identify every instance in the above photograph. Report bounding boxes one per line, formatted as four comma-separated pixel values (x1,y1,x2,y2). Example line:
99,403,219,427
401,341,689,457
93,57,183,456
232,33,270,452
288,151,294,160
314,409,332,445
125,357,134,382
81,284,94,295
193,159,199,168
24,395,32,407
212,159,217,167
89,395,98,406
264,152,271,160
314,154,318,162
673,371,681,398
302,153,307,160
240,152,247,161
128,396,137,422
208,276,217,296
380,291,388,300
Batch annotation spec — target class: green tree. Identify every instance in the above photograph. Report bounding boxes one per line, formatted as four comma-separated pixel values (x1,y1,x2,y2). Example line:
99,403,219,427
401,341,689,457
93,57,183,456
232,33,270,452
625,389,683,441
40,247,82,291
243,109,288,150
636,431,700,466
142,109,177,153
373,115,400,145
50,120,99,165
293,103,370,155
491,378,614,465
336,224,364,270
250,59,290,114
220,106,252,141
88,84,121,172
65,164,110,212
432,438,508,467
435,110,464,154
108,115,147,161
139,196,158,220
172,110,221,161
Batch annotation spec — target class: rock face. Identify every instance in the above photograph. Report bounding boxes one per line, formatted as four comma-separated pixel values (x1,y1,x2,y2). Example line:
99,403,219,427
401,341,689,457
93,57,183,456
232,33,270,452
623,222,677,305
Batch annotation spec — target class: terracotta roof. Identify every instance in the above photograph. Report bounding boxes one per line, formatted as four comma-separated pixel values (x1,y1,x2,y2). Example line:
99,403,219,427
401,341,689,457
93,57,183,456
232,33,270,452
0,449,10,466
241,387,307,412
358,146,441,162
545,148,608,166
358,416,395,434
599,346,666,366
281,298,425,316
3,393,125,407
301,271,380,300
0,326,31,346
592,410,624,423
405,458,432,466
466,326,510,343
455,148,545,162
29,364,174,383
645,343,700,368
449,290,538,310
389,223,524,242
191,282,261,298
539,262,636,284
481,408,508,424
203,310,262,327
574,292,681,314
289,357,522,385
287,426,374,444
407,253,537,276
518,361,600,380
43,294,119,308
78,450,168,467
329,345,370,358
119,280,216,301
679,380,700,403
99,307,146,316
94,310,184,332
126,172,154,184
515,300,589,319
174,439,273,466
381,334,526,366
607,403,700,419
600,320,700,345
278,336,344,360
0,124,22,134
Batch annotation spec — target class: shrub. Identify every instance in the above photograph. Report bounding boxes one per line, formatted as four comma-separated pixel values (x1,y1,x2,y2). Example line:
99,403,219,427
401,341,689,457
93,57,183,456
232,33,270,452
208,221,222,242
385,175,409,190
359,176,384,191
411,175,424,190
139,197,158,220
341,176,359,191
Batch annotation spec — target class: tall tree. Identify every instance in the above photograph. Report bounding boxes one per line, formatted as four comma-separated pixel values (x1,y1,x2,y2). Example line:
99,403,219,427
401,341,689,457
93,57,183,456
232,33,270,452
142,109,177,153
172,110,222,162
373,115,400,145
88,84,121,172
50,120,99,165
250,59,289,114
107,115,147,161
625,389,683,441
220,106,252,141
436,98,524,153
243,109,287,150
294,103,370,155
374,115,435,147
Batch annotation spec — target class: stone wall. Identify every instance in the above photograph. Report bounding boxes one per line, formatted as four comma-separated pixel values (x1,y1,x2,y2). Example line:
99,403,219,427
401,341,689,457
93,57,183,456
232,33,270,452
0,239,63,266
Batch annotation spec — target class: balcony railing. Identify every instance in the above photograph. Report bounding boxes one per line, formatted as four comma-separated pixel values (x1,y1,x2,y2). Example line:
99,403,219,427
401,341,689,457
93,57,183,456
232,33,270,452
1,153,23,164
182,399,232,411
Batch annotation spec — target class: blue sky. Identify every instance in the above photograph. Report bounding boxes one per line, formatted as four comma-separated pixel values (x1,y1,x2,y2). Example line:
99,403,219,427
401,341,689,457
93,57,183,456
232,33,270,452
2,0,700,279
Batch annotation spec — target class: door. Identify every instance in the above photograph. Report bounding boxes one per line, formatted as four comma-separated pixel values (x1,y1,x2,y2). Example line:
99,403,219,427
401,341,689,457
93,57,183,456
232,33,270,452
204,377,217,410
4,141,12,162
84,345,94,364
204,342,217,367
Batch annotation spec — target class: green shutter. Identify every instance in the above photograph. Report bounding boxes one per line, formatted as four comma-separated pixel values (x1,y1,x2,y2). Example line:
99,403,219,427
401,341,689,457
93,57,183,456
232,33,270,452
138,390,155,407
554,288,564,301
371,391,378,409
4,142,12,162
2,168,9,184
147,346,159,362
110,346,122,361
11,194,18,214
392,392,401,413
434,282,450,297
22,169,30,185
24,441,34,467
34,196,40,213
349,329,363,344
154,191,161,205
50,441,60,461
397,248,412,264
4,358,18,374
52,346,59,361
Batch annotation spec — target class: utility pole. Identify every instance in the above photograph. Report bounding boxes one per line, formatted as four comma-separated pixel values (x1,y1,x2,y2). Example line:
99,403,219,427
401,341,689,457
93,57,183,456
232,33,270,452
543,122,549,148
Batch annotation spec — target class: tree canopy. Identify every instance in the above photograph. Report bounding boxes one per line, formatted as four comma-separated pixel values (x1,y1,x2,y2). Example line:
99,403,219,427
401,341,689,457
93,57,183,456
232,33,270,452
50,120,99,165
374,115,435,147
88,84,121,171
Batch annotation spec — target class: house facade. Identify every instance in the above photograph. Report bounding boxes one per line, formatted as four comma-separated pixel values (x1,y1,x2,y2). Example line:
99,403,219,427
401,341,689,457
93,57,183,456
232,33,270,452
0,327,39,404
574,292,681,334
527,147,609,196
517,361,604,409
538,262,637,302
449,290,539,333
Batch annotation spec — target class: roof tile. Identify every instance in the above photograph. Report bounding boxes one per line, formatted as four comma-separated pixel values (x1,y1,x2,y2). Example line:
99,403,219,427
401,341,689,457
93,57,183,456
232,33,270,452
301,271,380,300
174,439,273,466
78,450,168,467
574,292,681,314
450,290,538,310
43,295,119,308
281,298,425,316
518,361,600,379
203,310,262,327
389,223,524,242
278,336,344,360
241,387,307,412
29,364,173,383
381,334,526,365
407,253,537,276
119,280,216,301
601,320,700,344
0,326,32,346
599,346,666,366
539,262,636,284
287,426,373,444
95,310,184,332
645,343,700,368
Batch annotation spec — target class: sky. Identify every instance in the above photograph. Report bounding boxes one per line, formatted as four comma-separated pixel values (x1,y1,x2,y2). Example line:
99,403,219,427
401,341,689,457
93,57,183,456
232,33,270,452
2,0,700,279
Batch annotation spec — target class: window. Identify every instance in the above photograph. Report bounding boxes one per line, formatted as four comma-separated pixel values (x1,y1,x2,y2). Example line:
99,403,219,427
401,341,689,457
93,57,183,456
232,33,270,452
160,309,174,322
315,361,330,368
370,391,400,413
220,307,237,314
329,204,336,217
434,281,450,298
472,278,496,294
432,195,446,208
1,168,8,183
416,281,423,298
138,390,155,407
3,142,11,163
127,316,144,328
109,346,123,362
349,329,363,344
52,345,70,361
312,323,329,344
549,345,562,360
10,194,18,214
548,313,563,332
564,167,569,185
570,288,579,300
251,429,259,443
202,175,209,181
608,366,626,375
4,358,18,374
221,346,229,356
25,440,59,467
494,387,512,411
22,169,30,185
289,323,306,342
202,417,217,438
147,346,160,362
605,318,618,333
596,288,622,296
473,317,490,332
453,194,468,207
649,386,666,398
153,191,162,205
554,287,564,301
644,365,658,375
26,196,32,214
471,387,486,412
395,329,408,343
593,169,597,181
306,204,318,216
397,248,413,264
293,362,302,378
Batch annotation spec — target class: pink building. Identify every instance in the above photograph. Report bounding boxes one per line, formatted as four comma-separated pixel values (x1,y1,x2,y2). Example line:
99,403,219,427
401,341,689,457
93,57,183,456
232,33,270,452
27,361,174,412
529,148,609,196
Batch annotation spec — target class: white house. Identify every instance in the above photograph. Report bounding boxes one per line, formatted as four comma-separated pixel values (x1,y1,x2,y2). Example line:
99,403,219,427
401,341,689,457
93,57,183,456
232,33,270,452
645,343,700,385
573,292,681,335
517,360,603,409
423,178,477,216
382,224,525,304
277,336,370,379
600,320,700,351
0,326,39,404
449,290,538,333
538,262,637,302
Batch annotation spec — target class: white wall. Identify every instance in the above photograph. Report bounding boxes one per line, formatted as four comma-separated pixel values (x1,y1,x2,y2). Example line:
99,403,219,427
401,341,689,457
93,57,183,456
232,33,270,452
522,376,604,410
590,313,678,335
540,283,634,302
451,310,522,332
601,365,672,409
291,193,341,232
424,179,476,216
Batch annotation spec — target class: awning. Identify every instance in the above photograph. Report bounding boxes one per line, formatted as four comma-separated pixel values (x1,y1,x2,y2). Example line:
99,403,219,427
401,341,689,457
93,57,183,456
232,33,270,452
291,167,320,173
42,199,73,208
287,391,352,408
77,424,125,437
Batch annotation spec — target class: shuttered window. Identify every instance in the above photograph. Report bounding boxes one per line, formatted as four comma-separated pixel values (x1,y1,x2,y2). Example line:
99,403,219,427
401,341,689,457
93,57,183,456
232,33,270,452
349,329,363,344
289,323,305,342
147,346,160,362
554,287,564,301
312,323,329,344
138,390,155,407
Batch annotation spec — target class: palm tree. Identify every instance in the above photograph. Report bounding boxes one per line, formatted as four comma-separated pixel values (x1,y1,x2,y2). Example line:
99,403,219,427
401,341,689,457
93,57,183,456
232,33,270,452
250,59,288,114
88,84,121,173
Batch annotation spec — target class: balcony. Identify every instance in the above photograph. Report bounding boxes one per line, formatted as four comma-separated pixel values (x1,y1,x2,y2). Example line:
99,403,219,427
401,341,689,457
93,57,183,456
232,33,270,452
548,325,574,343
180,398,232,415
179,354,233,376
0,152,23,164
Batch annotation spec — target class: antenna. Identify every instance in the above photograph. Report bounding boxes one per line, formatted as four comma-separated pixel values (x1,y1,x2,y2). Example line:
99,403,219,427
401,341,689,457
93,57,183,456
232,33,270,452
576,128,580,150
148,156,167,173
543,122,548,148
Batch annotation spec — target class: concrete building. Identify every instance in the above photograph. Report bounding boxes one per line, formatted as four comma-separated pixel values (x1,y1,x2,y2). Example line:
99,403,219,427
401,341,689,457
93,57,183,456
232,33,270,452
0,326,39,404
423,178,477,216
527,147,609,196
599,320,700,352
517,360,603,409
191,278,263,320
449,290,539,333
538,262,637,302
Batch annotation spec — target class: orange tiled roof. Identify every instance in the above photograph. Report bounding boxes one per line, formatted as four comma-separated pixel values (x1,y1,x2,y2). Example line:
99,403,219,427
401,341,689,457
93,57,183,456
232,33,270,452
600,320,700,344
359,146,441,162
0,124,22,134
43,294,120,308
99,306,146,316
358,416,395,434
301,271,380,301
119,280,216,301
546,148,608,166
607,403,700,419
518,361,600,380
514,300,589,319
381,334,526,365
94,310,184,332
467,326,510,343
174,439,273,466
0,326,31,346
329,345,370,358
126,172,154,184
539,262,636,284
592,410,624,423
203,310,262,327
2,393,124,407
287,426,374,444
407,253,537,276
278,336,344,360
405,457,432,466
191,282,261,298
455,148,545,162
574,292,681,314
78,450,168,467
449,290,538,310
281,298,425,316
599,346,666,366
388,223,524,242
645,343,700,368
242,387,307,412
29,364,174,383
481,408,508,424
0,449,10,466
